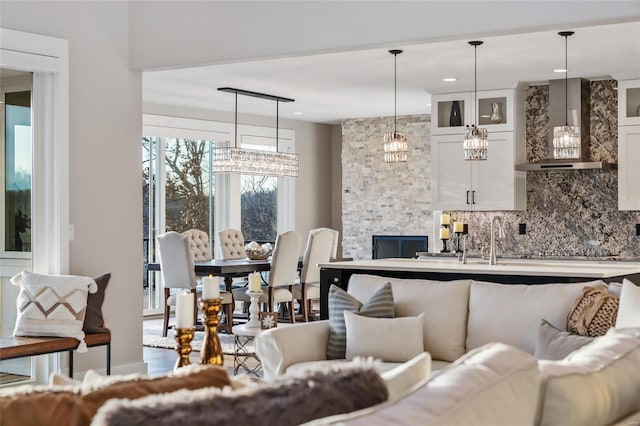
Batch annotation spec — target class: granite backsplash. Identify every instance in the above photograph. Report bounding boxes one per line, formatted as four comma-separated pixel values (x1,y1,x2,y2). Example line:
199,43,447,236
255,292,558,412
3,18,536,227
448,80,640,259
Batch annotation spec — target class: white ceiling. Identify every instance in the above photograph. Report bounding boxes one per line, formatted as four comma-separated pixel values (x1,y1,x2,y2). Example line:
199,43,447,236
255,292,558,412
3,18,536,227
143,21,640,125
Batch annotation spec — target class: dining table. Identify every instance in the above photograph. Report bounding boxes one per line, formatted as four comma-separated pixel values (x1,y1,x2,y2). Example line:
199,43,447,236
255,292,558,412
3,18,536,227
146,258,274,291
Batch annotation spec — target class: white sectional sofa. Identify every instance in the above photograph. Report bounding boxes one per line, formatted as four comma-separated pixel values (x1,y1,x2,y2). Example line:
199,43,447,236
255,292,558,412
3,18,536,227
256,274,640,425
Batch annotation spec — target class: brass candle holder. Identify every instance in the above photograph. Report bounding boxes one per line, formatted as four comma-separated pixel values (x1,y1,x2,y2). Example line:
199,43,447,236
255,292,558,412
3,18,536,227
173,327,195,370
200,298,223,365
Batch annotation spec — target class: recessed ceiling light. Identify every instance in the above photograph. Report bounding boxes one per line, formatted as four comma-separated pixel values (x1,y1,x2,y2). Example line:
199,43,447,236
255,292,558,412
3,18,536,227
443,77,457,82
292,112,303,115
553,68,568,73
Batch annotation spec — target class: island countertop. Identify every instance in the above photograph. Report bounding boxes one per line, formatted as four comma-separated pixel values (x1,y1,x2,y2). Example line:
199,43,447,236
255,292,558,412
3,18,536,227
318,258,640,279
317,258,640,319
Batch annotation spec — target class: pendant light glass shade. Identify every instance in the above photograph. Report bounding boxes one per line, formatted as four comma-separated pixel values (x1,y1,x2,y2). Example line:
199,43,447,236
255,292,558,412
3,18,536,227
464,41,487,161
384,49,408,163
213,87,299,177
552,31,580,160
463,125,488,160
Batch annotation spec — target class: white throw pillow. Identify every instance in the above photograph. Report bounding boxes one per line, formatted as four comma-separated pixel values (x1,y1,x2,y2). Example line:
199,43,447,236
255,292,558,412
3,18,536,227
616,279,640,328
11,271,97,352
344,311,424,363
380,352,431,402
537,328,640,426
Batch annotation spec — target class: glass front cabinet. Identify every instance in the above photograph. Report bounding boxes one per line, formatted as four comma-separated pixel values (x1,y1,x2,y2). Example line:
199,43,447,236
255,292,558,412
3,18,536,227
618,79,640,210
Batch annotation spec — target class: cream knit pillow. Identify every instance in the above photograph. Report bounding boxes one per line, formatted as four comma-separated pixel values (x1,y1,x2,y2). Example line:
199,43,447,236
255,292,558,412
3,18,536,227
11,271,97,352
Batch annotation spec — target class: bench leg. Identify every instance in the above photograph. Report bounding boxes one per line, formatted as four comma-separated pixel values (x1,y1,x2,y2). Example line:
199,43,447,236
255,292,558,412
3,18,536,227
106,342,111,375
69,349,74,378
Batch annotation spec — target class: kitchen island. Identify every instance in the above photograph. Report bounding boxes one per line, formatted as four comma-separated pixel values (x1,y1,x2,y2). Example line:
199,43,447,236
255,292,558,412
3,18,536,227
318,258,640,319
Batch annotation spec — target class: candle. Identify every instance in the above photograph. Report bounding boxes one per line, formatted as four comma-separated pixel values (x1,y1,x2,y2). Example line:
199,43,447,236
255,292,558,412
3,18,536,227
453,222,464,233
440,214,451,225
202,274,219,300
248,272,262,292
175,291,194,329
439,228,450,239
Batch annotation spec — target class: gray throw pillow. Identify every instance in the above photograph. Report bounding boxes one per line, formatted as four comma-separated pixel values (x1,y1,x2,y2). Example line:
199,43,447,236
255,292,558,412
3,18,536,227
83,273,111,333
534,319,594,360
326,283,394,359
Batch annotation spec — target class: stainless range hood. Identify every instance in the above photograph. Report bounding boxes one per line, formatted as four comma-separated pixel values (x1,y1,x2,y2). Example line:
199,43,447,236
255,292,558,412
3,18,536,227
515,78,615,171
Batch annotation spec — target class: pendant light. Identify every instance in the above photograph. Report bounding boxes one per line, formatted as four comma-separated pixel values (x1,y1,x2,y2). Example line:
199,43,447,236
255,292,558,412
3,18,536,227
383,49,408,163
213,87,299,177
552,31,580,159
463,41,488,161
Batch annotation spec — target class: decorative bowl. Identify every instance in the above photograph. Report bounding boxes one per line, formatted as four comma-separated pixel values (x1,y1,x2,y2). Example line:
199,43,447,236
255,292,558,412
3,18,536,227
246,248,272,261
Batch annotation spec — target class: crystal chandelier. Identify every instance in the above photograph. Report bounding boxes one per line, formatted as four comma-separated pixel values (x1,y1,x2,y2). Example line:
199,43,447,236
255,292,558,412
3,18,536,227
463,41,488,161
552,31,581,160
384,49,408,163
213,88,299,177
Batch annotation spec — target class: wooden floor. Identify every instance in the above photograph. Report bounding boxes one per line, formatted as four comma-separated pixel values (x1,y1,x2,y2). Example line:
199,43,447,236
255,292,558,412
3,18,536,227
144,339,261,378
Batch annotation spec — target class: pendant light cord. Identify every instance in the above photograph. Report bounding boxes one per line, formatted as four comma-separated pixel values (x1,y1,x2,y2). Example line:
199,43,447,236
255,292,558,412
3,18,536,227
394,52,397,133
276,99,279,152
474,44,477,127
234,92,238,148
564,34,568,126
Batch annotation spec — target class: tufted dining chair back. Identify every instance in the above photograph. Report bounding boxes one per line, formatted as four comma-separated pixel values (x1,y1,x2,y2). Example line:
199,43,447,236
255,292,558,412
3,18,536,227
182,229,212,262
218,228,248,260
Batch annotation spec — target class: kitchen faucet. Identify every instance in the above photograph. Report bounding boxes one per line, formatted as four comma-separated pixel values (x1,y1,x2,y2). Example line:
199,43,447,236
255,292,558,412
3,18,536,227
489,215,506,265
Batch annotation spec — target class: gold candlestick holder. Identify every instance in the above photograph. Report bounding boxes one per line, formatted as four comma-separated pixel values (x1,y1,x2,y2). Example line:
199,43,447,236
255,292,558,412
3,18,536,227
173,327,195,370
200,298,223,365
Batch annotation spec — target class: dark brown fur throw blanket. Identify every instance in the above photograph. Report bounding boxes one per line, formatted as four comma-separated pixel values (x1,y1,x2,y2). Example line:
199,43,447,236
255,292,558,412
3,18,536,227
93,365,388,426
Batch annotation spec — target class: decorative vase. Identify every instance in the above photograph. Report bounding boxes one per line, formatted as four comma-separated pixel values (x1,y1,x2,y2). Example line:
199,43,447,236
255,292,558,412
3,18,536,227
449,101,462,127
490,102,503,124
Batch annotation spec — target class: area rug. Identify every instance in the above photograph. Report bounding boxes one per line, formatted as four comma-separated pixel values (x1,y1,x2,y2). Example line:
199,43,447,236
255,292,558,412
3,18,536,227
143,318,243,355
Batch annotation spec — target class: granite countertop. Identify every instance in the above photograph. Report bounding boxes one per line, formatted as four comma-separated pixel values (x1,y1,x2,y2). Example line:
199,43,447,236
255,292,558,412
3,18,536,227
416,252,640,262
319,257,640,279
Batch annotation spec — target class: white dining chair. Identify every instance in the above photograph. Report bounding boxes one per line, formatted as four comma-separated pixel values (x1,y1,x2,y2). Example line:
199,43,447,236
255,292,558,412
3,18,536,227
294,228,338,321
157,231,234,335
232,230,302,323
182,229,212,261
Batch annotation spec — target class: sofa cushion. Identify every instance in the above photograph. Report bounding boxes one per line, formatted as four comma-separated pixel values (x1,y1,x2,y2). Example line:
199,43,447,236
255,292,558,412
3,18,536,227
327,283,394,359
616,278,640,328
380,352,431,402
93,364,388,426
534,319,594,360
344,311,424,362
348,274,471,362
537,328,640,426
308,342,540,426
566,285,619,337
467,279,606,354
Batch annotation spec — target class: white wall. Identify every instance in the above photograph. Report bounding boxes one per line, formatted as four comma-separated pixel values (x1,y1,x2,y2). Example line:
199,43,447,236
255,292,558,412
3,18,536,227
129,1,640,71
144,103,334,249
1,2,144,375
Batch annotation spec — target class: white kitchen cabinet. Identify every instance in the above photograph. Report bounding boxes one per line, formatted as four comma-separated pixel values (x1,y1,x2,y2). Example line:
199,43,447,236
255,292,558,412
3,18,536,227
618,124,640,210
431,88,518,135
431,132,526,211
431,87,526,211
618,79,640,126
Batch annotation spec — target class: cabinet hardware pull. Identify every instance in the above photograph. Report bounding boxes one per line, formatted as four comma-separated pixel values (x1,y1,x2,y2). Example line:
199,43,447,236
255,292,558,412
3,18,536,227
472,190,476,204
466,191,470,205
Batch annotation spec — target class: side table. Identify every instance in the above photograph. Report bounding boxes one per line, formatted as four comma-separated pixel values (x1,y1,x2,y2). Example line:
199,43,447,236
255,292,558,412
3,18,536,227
232,324,262,377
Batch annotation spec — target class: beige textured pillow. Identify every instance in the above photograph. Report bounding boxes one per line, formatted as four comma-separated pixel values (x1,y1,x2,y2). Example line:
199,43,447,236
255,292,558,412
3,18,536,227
616,279,640,328
566,285,619,337
344,311,424,363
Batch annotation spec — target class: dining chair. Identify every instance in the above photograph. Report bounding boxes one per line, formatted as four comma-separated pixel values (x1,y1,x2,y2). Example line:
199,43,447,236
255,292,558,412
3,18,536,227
294,228,338,321
157,231,234,336
232,230,302,323
182,229,212,261
217,228,248,260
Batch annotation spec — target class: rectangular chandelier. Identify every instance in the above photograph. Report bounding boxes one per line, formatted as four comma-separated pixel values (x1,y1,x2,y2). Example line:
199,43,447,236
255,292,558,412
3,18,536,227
214,87,299,178
213,147,299,177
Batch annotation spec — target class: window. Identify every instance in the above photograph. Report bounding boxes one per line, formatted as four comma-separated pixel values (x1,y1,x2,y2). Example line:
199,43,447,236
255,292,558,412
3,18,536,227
2,89,32,255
